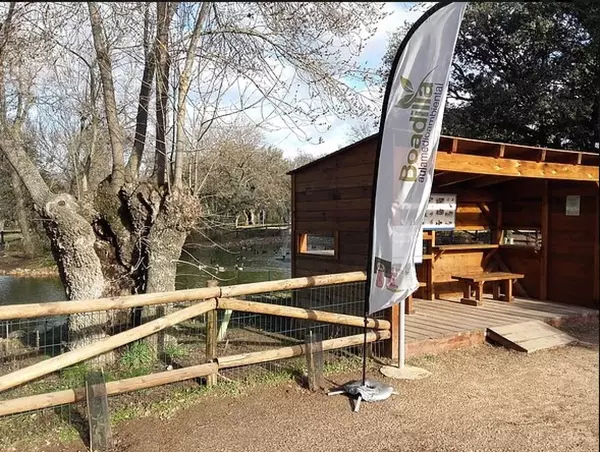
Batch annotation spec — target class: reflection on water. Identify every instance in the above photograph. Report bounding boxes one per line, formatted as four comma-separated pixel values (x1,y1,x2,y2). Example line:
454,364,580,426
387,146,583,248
0,276,67,341
1,236,291,305
0,233,291,344
0,275,65,305
176,240,291,289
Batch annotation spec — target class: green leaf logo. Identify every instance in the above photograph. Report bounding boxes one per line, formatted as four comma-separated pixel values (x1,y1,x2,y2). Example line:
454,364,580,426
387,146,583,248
400,76,413,92
395,67,437,110
398,93,417,109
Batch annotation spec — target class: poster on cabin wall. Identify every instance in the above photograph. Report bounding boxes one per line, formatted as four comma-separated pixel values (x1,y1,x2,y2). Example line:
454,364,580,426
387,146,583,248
423,194,457,230
367,2,466,315
414,226,424,264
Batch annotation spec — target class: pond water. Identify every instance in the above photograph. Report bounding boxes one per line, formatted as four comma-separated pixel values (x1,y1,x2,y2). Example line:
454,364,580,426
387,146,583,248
0,275,65,305
0,229,292,306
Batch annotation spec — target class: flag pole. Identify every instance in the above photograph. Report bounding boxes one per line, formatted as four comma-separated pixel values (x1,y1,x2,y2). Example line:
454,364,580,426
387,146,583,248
398,299,405,369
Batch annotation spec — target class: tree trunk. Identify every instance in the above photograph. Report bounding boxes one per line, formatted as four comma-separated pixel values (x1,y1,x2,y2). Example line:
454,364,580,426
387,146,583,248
42,193,114,364
10,169,34,258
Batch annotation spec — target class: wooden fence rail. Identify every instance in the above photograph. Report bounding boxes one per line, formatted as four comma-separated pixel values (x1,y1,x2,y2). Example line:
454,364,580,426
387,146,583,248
0,300,217,393
0,271,384,419
0,331,389,417
219,298,389,330
0,272,367,320
0,295,385,394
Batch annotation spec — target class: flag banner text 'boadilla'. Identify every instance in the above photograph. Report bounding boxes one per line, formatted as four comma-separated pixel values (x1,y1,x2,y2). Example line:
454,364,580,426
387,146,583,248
368,2,466,314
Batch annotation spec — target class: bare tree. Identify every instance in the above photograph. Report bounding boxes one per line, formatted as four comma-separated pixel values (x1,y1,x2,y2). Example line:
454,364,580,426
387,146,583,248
0,2,387,347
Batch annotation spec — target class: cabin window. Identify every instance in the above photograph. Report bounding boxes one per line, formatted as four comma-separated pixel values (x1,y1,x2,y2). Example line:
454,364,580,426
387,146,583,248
297,232,337,258
435,229,492,245
501,229,541,250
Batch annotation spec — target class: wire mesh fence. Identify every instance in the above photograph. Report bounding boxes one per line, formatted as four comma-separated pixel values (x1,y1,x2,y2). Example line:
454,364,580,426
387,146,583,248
0,279,387,447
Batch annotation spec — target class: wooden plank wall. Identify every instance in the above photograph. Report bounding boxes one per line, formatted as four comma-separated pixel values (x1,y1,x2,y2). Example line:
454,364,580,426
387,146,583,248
494,179,544,300
292,140,599,309
432,250,487,298
294,140,374,279
546,181,598,307
498,247,541,299
294,140,492,279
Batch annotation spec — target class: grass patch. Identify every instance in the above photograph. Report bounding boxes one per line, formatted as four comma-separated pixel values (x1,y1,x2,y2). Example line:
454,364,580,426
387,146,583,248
119,342,155,378
59,363,89,389
57,424,80,443
111,406,138,426
164,343,189,360
324,356,363,375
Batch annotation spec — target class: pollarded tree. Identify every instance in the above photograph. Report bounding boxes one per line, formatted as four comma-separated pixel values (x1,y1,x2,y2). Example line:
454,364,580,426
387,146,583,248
0,2,386,345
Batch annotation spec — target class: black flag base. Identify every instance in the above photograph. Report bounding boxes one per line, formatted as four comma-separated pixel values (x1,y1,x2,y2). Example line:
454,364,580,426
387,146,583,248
327,379,397,413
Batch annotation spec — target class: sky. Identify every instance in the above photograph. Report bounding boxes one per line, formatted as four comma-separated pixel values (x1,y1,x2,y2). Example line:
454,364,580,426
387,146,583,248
262,2,424,160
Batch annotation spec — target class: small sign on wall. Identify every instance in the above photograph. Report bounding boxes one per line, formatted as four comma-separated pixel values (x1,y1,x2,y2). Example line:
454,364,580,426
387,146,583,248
414,227,424,264
423,194,457,230
565,195,581,216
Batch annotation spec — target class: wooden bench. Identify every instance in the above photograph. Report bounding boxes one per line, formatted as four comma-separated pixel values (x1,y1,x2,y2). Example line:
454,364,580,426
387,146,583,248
451,272,525,306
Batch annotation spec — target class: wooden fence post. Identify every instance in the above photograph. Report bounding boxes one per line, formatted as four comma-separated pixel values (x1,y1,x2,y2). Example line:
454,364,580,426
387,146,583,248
206,280,219,386
305,330,324,392
85,370,113,452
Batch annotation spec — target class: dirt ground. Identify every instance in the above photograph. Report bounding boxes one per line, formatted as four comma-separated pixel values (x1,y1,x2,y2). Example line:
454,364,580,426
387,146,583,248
10,320,600,452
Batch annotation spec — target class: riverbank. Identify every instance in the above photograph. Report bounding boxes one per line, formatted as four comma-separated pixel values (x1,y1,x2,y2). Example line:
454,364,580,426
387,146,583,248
0,251,58,278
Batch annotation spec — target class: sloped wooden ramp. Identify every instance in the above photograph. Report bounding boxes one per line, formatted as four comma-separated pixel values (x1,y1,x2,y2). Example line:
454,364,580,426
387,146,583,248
487,320,576,353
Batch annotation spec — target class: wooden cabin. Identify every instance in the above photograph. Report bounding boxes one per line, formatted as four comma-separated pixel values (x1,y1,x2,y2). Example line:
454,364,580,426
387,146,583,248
288,134,600,309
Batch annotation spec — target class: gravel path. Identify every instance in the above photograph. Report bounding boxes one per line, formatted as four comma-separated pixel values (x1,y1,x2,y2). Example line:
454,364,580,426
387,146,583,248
19,321,600,452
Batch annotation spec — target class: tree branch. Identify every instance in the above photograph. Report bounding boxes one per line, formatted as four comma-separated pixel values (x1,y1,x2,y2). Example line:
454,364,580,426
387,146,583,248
0,138,51,208
88,2,126,187
153,2,179,186
127,2,156,177
173,1,211,188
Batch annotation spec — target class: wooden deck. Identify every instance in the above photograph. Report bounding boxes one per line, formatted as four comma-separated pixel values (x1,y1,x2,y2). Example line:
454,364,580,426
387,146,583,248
404,295,598,356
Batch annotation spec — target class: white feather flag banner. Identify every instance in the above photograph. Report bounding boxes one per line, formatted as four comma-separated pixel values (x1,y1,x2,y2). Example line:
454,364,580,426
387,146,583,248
367,2,467,314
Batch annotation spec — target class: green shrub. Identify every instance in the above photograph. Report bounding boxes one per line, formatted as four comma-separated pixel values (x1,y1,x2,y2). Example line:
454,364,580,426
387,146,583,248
119,342,155,377
164,344,188,360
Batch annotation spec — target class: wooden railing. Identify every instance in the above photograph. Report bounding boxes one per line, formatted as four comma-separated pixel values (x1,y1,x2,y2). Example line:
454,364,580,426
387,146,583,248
0,271,389,417
0,271,367,320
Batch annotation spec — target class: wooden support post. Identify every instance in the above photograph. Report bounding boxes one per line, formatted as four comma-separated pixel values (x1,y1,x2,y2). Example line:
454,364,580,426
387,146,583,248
428,231,436,300
298,233,308,253
463,283,472,300
386,304,400,361
405,295,414,315
540,181,549,300
492,282,501,300
206,280,219,387
290,174,297,277
594,184,599,303
505,279,513,303
475,282,484,305
85,371,114,452
495,201,503,244
305,330,324,392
